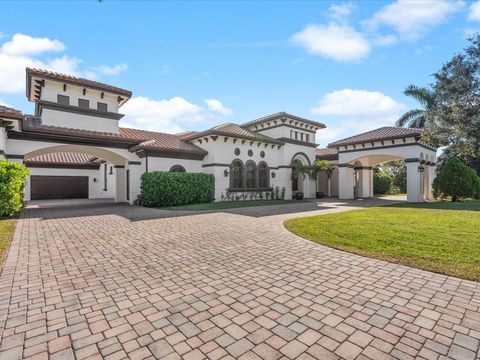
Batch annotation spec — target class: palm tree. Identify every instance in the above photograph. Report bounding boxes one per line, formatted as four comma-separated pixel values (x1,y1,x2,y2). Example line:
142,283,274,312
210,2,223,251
396,85,435,128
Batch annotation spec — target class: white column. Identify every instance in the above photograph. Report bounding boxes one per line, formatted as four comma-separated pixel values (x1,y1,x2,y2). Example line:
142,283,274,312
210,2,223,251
115,166,126,203
128,162,143,205
356,167,373,198
427,164,436,201
406,161,422,202
338,166,355,199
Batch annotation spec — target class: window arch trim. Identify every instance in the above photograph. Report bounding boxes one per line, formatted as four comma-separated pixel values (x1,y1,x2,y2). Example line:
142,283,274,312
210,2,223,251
169,165,186,172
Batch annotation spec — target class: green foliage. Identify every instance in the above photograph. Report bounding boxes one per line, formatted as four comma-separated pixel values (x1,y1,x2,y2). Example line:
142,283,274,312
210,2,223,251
291,161,312,180
313,160,333,179
0,161,29,217
377,161,407,193
396,85,435,128
433,157,480,201
141,171,215,207
373,172,393,194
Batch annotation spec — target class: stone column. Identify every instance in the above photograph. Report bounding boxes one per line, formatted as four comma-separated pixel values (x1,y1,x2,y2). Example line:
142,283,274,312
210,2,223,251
127,162,143,205
338,166,355,199
427,164,436,201
356,167,373,198
115,166,126,203
406,161,422,202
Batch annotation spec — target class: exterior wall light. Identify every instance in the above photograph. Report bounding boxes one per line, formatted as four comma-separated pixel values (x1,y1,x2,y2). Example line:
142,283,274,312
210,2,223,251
418,165,424,173
271,171,276,178
93,178,97,182
224,169,229,177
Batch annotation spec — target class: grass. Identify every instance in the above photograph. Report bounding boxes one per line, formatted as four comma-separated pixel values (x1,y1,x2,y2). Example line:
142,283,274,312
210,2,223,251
162,199,305,211
0,217,16,270
284,201,480,281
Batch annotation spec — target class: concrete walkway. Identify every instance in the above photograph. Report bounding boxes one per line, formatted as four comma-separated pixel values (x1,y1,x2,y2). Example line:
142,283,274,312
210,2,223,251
0,198,479,359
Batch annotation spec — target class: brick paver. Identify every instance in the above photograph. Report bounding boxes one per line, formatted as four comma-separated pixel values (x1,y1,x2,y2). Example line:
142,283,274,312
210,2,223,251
0,199,479,359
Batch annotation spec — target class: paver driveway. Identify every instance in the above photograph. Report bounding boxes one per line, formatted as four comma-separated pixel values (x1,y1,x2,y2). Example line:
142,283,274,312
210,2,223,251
0,199,479,360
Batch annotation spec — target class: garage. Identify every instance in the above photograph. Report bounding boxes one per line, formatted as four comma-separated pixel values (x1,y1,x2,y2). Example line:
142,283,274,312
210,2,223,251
31,175,89,200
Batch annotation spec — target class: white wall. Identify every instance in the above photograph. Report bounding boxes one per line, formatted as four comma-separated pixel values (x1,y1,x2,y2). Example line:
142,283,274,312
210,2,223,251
147,157,203,173
40,108,119,133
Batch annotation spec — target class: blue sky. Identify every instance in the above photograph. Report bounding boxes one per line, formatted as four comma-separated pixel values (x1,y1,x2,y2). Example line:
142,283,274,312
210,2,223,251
1,0,479,147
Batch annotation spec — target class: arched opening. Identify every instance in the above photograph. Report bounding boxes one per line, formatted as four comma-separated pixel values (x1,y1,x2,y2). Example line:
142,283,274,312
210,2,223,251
291,153,311,197
23,145,133,204
258,162,269,188
245,160,256,189
230,159,244,190
169,165,186,173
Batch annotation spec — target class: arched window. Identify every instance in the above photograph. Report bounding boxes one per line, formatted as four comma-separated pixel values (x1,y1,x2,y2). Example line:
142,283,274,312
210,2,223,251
246,161,256,188
170,165,186,173
231,160,243,189
258,162,269,188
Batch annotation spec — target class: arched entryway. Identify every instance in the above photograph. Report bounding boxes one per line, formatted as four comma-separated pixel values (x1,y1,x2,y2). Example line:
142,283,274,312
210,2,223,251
291,152,313,198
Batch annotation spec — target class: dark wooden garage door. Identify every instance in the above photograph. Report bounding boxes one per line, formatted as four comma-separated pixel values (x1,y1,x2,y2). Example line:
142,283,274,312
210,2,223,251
31,176,89,200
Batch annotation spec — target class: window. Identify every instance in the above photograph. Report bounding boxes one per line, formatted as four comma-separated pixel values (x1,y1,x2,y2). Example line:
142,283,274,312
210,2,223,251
248,149,253,157
258,163,268,188
234,148,240,156
300,133,304,141
246,161,256,188
290,130,294,139
295,132,299,140
57,95,69,105
78,99,89,109
231,160,243,189
305,134,309,142
97,102,108,112
169,165,186,173
260,151,265,158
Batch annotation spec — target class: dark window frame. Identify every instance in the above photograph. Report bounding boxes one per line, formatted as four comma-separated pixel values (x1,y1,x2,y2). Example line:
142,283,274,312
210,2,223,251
245,160,257,189
258,162,269,188
97,102,108,112
57,94,70,106
78,98,90,109
169,165,186,173
230,159,244,190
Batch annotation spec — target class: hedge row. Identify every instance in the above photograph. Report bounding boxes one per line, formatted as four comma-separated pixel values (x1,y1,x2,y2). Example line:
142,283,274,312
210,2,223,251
373,172,393,194
0,160,29,217
141,171,215,207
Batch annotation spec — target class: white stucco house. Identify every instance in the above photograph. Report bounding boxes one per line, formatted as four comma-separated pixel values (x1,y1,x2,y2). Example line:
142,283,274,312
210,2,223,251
0,68,437,204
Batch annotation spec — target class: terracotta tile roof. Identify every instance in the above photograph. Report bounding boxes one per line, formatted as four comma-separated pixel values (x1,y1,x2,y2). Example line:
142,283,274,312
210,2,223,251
20,117,207,155
0,105,23,120
328,127,423,148
181,123,285,145
315,147,338,160
25,152,99,167
241,112,326,129
26,68,132,97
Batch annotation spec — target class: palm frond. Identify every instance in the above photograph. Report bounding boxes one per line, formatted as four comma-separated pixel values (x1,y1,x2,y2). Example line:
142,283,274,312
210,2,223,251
403,85,435,107
396,109,425,127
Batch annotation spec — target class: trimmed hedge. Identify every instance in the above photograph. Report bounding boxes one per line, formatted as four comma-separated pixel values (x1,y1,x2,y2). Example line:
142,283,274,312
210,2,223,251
141,171,215,207
373,172,393,194
0,160,29,217
433,157,480,201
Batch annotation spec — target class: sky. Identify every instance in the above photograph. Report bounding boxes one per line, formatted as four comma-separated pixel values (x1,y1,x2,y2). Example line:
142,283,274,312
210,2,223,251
1,0,479,147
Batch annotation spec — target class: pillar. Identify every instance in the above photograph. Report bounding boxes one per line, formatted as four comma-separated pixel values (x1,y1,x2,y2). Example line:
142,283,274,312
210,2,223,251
338,166,355,199
427,164,436,201
115,166,126,203
127,162,143,205
406,161,422,202
356,167,373,198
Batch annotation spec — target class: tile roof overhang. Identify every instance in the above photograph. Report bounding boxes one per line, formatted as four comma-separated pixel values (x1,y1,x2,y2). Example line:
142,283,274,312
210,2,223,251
0,105,24,120
26,68,132,106
241,112,326,130
25,152,100,169
181,123,285,146
328,127,423,148
315,147,339,160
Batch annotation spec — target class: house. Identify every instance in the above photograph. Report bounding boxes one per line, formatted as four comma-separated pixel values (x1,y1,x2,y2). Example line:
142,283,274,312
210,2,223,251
0,68,437,204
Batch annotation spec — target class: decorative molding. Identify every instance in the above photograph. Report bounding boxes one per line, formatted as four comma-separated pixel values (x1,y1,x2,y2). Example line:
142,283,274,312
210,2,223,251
137,149,206,161
290,152,312,166
26,162,100,169
255,123,317,134
277,137,318,148
337,141,437,154
114,165,125,168
128,161,141,165
6,154,24,159
201,163,230,168
35,100,124,120
404,158,420,163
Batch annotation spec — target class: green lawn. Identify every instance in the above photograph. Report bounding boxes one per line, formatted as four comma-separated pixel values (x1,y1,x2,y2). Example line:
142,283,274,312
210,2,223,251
0,218,16,270
162,199,305,211
284,201,480,281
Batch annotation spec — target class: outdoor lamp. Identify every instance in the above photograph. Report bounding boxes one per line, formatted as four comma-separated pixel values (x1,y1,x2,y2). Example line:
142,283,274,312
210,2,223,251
224,169,229,177
271,171,276,178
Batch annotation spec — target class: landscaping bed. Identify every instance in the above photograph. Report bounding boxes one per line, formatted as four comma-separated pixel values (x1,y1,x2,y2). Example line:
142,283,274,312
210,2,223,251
0,218,16,270
284,201,480,281
162,199,305,211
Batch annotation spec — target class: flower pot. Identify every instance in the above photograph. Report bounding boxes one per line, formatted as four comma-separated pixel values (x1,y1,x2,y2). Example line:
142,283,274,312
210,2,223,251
295,192,304,200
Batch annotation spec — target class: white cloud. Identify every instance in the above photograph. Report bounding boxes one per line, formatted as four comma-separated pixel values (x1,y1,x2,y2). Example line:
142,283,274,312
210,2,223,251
1,33,65,56
311,89,406,147
291,23,370,62
0,33,127,94
364,0,464,40
121,96,233,133
94,63,128,75
329,3,356,23
468,1,480,21
371,34,398,46
204,99,233,116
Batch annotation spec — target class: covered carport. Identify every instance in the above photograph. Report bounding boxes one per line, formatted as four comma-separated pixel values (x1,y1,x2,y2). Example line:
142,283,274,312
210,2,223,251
327,127,438,202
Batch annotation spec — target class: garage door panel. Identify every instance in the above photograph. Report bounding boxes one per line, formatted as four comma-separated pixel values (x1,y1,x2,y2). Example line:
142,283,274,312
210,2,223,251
31,176,89,200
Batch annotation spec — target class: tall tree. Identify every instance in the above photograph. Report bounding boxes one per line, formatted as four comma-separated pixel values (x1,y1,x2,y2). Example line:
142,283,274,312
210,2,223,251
396,85,435,128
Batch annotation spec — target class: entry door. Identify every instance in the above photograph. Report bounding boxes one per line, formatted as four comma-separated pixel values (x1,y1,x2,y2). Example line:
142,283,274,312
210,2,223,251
31,176,89,200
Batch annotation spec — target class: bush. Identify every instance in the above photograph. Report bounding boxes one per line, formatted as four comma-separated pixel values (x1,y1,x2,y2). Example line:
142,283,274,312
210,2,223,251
374,172,393,194
141,171,215,207
433,157,480,201
0,161,29,217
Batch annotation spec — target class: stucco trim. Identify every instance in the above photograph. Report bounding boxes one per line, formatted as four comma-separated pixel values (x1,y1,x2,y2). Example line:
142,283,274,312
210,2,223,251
36,100,125,120
136,149,206,161
277,138,319,148
201,163,231,168
290,152,312,166
128,161,142,165
337,142,437,153
26,163,100,169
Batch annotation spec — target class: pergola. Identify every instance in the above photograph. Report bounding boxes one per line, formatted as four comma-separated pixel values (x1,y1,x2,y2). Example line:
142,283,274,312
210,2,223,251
327,127,438,202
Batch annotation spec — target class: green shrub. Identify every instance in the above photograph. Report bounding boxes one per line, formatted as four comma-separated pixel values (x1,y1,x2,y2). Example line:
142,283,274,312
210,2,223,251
0,161,29,217
141,171,215,207
373,172,393,194
433,157,480,201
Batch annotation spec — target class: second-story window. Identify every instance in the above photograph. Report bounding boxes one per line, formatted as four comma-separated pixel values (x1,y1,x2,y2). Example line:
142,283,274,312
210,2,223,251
57,95,69,105
78,99,89,109
97,102,108,112
305,134,310,142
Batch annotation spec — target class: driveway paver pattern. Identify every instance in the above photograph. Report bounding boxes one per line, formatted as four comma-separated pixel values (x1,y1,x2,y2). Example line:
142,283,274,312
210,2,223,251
0,199,479,359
